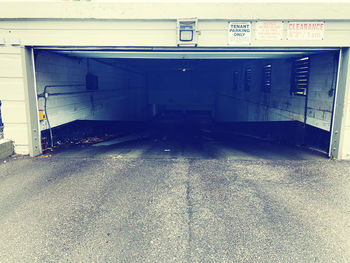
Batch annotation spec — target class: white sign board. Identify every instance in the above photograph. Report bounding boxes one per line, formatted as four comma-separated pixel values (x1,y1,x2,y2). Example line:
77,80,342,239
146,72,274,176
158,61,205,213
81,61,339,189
287,22,325,40
228,22,251,45
255,21,283,40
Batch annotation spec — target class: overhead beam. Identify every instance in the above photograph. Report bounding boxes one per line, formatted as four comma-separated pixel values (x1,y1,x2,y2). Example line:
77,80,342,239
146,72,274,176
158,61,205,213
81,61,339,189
54,51,318,60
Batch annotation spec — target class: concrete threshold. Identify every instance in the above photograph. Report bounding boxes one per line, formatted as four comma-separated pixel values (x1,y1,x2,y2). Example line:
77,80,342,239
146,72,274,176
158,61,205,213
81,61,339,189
0,139,14,160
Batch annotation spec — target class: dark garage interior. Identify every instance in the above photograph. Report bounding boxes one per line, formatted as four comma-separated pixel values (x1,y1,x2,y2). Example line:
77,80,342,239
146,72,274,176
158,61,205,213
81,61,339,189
33,49,339,159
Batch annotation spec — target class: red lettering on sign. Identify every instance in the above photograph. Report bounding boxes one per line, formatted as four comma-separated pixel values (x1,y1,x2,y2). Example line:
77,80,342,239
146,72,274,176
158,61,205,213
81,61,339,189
289,22,324,31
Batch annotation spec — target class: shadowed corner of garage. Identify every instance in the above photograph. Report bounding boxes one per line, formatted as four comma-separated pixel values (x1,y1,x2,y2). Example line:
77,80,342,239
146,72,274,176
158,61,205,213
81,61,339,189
33,49,339,160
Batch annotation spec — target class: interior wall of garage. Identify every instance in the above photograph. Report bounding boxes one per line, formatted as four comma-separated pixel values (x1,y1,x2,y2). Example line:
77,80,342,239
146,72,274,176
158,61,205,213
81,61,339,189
147,70,216,112
36,51,89,130
307,52,338,131
215,52,337,132
215,59,299,123
89,60,148,122
35,51,147,131
36,51,338,133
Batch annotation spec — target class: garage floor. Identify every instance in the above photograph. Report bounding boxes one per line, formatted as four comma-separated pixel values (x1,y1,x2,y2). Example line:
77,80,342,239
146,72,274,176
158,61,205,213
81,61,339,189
0,157,349,262
50,121,327,160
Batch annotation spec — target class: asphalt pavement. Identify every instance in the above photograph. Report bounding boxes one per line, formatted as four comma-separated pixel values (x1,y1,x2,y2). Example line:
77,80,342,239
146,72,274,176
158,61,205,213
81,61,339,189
0,155,349,262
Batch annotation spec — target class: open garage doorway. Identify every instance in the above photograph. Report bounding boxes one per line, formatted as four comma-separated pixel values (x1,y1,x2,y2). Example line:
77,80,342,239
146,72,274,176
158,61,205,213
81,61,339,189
33,49,339,160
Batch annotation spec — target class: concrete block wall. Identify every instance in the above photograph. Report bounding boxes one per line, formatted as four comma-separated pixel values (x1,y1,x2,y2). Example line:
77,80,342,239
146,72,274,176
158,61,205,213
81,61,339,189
215,59,306,123
306,52,338,131
0,139,14,160
0,46,30,154
148,70,216,111
215,53,336,132
35,52,147,132
89,60,147,121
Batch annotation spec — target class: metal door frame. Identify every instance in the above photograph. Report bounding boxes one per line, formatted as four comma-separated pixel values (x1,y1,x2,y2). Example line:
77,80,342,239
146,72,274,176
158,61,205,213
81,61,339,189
329,47,350,159
22,46,41,156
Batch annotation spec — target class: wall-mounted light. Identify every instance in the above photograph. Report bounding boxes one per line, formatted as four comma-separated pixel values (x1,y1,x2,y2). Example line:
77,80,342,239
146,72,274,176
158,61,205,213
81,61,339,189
177,18,198,47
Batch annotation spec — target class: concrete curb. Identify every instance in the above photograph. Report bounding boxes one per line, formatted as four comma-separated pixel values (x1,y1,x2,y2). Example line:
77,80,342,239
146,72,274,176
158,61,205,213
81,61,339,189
0,139,14,160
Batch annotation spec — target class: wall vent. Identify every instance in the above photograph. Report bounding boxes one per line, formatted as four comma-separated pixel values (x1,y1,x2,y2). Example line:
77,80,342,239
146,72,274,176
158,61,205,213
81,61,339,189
262,64,272,92
244,67,252,91
291,57,310,96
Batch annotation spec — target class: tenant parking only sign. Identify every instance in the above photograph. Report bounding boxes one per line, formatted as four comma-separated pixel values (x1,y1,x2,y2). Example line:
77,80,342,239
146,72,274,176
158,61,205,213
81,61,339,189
287,22,325,40
228,22,251,45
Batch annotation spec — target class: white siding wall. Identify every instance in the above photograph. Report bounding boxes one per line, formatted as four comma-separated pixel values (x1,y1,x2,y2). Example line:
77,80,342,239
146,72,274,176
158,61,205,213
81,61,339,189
0,47,29,155
35,51,147,131
342,127,350,159
1,1,350,48
215,53,336,132
0,20,350,48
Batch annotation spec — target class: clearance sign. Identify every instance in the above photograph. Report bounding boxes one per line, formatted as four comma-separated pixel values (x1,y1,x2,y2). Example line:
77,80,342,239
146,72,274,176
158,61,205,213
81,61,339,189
287,22,325,40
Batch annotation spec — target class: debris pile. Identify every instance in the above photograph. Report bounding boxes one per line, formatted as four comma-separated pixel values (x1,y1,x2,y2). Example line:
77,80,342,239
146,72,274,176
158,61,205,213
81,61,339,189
41,133,120,154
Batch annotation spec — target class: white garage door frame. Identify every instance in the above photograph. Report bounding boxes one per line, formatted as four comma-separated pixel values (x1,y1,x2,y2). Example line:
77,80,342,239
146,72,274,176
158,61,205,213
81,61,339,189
23,47,42,157
330,47,350,159
25,46,346,158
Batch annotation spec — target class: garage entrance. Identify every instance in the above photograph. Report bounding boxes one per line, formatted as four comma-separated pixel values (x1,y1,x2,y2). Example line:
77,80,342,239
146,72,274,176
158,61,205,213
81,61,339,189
33,49,339,159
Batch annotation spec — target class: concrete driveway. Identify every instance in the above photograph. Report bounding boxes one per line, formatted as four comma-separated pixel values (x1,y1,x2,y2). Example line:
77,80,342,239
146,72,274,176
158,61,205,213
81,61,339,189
0,155,349,263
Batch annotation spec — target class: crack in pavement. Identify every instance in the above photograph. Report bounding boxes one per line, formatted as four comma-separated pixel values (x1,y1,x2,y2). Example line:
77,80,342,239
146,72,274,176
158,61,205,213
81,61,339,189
185,159,195,263
186,179,194,262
